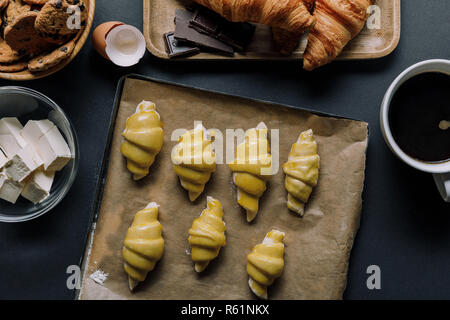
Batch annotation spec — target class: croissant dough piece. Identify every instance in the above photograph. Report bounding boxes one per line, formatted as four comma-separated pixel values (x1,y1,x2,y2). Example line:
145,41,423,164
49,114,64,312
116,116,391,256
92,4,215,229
188,196,226,272
228,122,273,222
247,230,285,300
283,129,320,216
172,124,216,202
121,101,164,180
193,0,315,33
122,202,165,291
303,0,373,71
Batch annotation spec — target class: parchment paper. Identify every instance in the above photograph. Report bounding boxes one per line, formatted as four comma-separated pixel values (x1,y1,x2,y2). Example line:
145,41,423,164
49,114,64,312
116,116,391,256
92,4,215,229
79,77,368,300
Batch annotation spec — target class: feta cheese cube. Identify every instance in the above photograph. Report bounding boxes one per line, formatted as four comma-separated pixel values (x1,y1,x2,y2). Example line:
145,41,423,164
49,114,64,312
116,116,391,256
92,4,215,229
0,150,10,169
21,120,55,146
21,169,55,204
37,126,72,171
0,118,27,148
0,173,24,204
5,144,43,182
0,134,23,158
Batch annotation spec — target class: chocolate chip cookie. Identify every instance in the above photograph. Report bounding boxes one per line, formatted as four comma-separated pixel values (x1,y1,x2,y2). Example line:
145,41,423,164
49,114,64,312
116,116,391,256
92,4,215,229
28,38,74,72
23,0,48,4
0,38,24,63
4,0,30,26
4,11,55,56
0,61,27,72
34,0,86,43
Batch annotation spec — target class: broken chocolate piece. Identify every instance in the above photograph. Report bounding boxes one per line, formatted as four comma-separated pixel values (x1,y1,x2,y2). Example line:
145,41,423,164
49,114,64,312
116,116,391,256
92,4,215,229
174,9,234,57
190,7,255,52
191,7,220,35
164,32,200,58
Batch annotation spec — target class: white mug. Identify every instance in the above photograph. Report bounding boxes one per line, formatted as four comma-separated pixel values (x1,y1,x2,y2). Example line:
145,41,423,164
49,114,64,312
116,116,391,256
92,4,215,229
380,59,450,202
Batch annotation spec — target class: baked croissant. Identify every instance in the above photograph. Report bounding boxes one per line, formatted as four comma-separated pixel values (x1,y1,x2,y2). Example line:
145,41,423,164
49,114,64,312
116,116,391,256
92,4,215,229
172,124,216,202
272,27,303,56
193,0,315,34
122,202,165,291
247,229,285,300
303,0,373,70
272,0,316,55
121,101,164,180
228,122,272,222
188,196,226,272
283,129,320,216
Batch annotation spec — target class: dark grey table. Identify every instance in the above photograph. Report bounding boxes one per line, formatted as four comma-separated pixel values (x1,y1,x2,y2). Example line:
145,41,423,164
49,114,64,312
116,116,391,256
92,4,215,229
0,0,449,300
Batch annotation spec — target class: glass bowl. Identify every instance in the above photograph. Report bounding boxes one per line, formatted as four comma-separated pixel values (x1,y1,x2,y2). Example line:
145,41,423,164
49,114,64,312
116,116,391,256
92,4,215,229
0,87,79,223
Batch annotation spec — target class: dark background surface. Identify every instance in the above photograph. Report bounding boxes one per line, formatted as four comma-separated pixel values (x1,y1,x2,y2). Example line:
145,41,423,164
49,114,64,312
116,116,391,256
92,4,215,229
0,0,449,300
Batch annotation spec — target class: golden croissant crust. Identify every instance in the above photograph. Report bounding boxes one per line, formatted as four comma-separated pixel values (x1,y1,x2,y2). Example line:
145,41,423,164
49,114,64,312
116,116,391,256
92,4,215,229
283,129,320,216
121,101,164,180
228,122,272,222
247,229,285,300
303,0,373,70
271,0,316,55
188,196,226,272
272,27,302,56
122,202,165,291
172,124,216,202
194,0,315,34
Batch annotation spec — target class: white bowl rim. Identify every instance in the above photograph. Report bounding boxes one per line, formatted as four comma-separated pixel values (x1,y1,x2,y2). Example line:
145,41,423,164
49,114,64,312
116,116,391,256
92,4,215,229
380,59,450,174
0,86,80,223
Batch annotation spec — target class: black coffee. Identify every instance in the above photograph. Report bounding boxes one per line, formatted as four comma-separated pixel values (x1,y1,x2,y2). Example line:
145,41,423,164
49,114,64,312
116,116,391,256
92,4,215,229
389,72,450,163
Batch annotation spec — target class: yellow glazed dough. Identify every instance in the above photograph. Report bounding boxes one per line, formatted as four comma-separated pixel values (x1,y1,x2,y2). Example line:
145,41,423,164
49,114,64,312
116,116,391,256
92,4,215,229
228,122,273,222
282,129,320,216
121,101,164,180
188,196,226,272
122,202,165,291
247,229,285,300
172,124,216,202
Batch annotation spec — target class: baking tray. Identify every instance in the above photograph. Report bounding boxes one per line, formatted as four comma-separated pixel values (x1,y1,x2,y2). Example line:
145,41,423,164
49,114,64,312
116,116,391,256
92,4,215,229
77,74,369,300
143,0,401,60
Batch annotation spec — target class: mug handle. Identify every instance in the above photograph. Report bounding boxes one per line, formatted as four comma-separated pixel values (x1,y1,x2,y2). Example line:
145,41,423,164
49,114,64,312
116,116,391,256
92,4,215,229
433,173,450,202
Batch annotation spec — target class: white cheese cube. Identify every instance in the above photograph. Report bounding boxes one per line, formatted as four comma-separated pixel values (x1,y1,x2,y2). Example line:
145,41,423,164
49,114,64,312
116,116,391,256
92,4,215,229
5,144,43,182
37,126,72,171
0,134,23,158
21,120,55,146
21,169,55,204
0,173,24,204
0,150,10,170
0,118,27,148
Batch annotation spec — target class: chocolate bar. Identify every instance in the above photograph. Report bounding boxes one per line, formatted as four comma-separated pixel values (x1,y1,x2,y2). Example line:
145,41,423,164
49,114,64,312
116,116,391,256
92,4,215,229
164,32,200,58
174,9,234,57
190,7,255,52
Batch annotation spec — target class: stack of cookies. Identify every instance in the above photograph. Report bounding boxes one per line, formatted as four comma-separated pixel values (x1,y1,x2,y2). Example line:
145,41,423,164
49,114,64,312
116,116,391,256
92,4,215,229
0,0,87,73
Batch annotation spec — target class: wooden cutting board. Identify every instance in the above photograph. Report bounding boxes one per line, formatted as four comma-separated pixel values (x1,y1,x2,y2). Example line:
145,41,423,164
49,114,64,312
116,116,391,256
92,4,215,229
143,0,401,60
